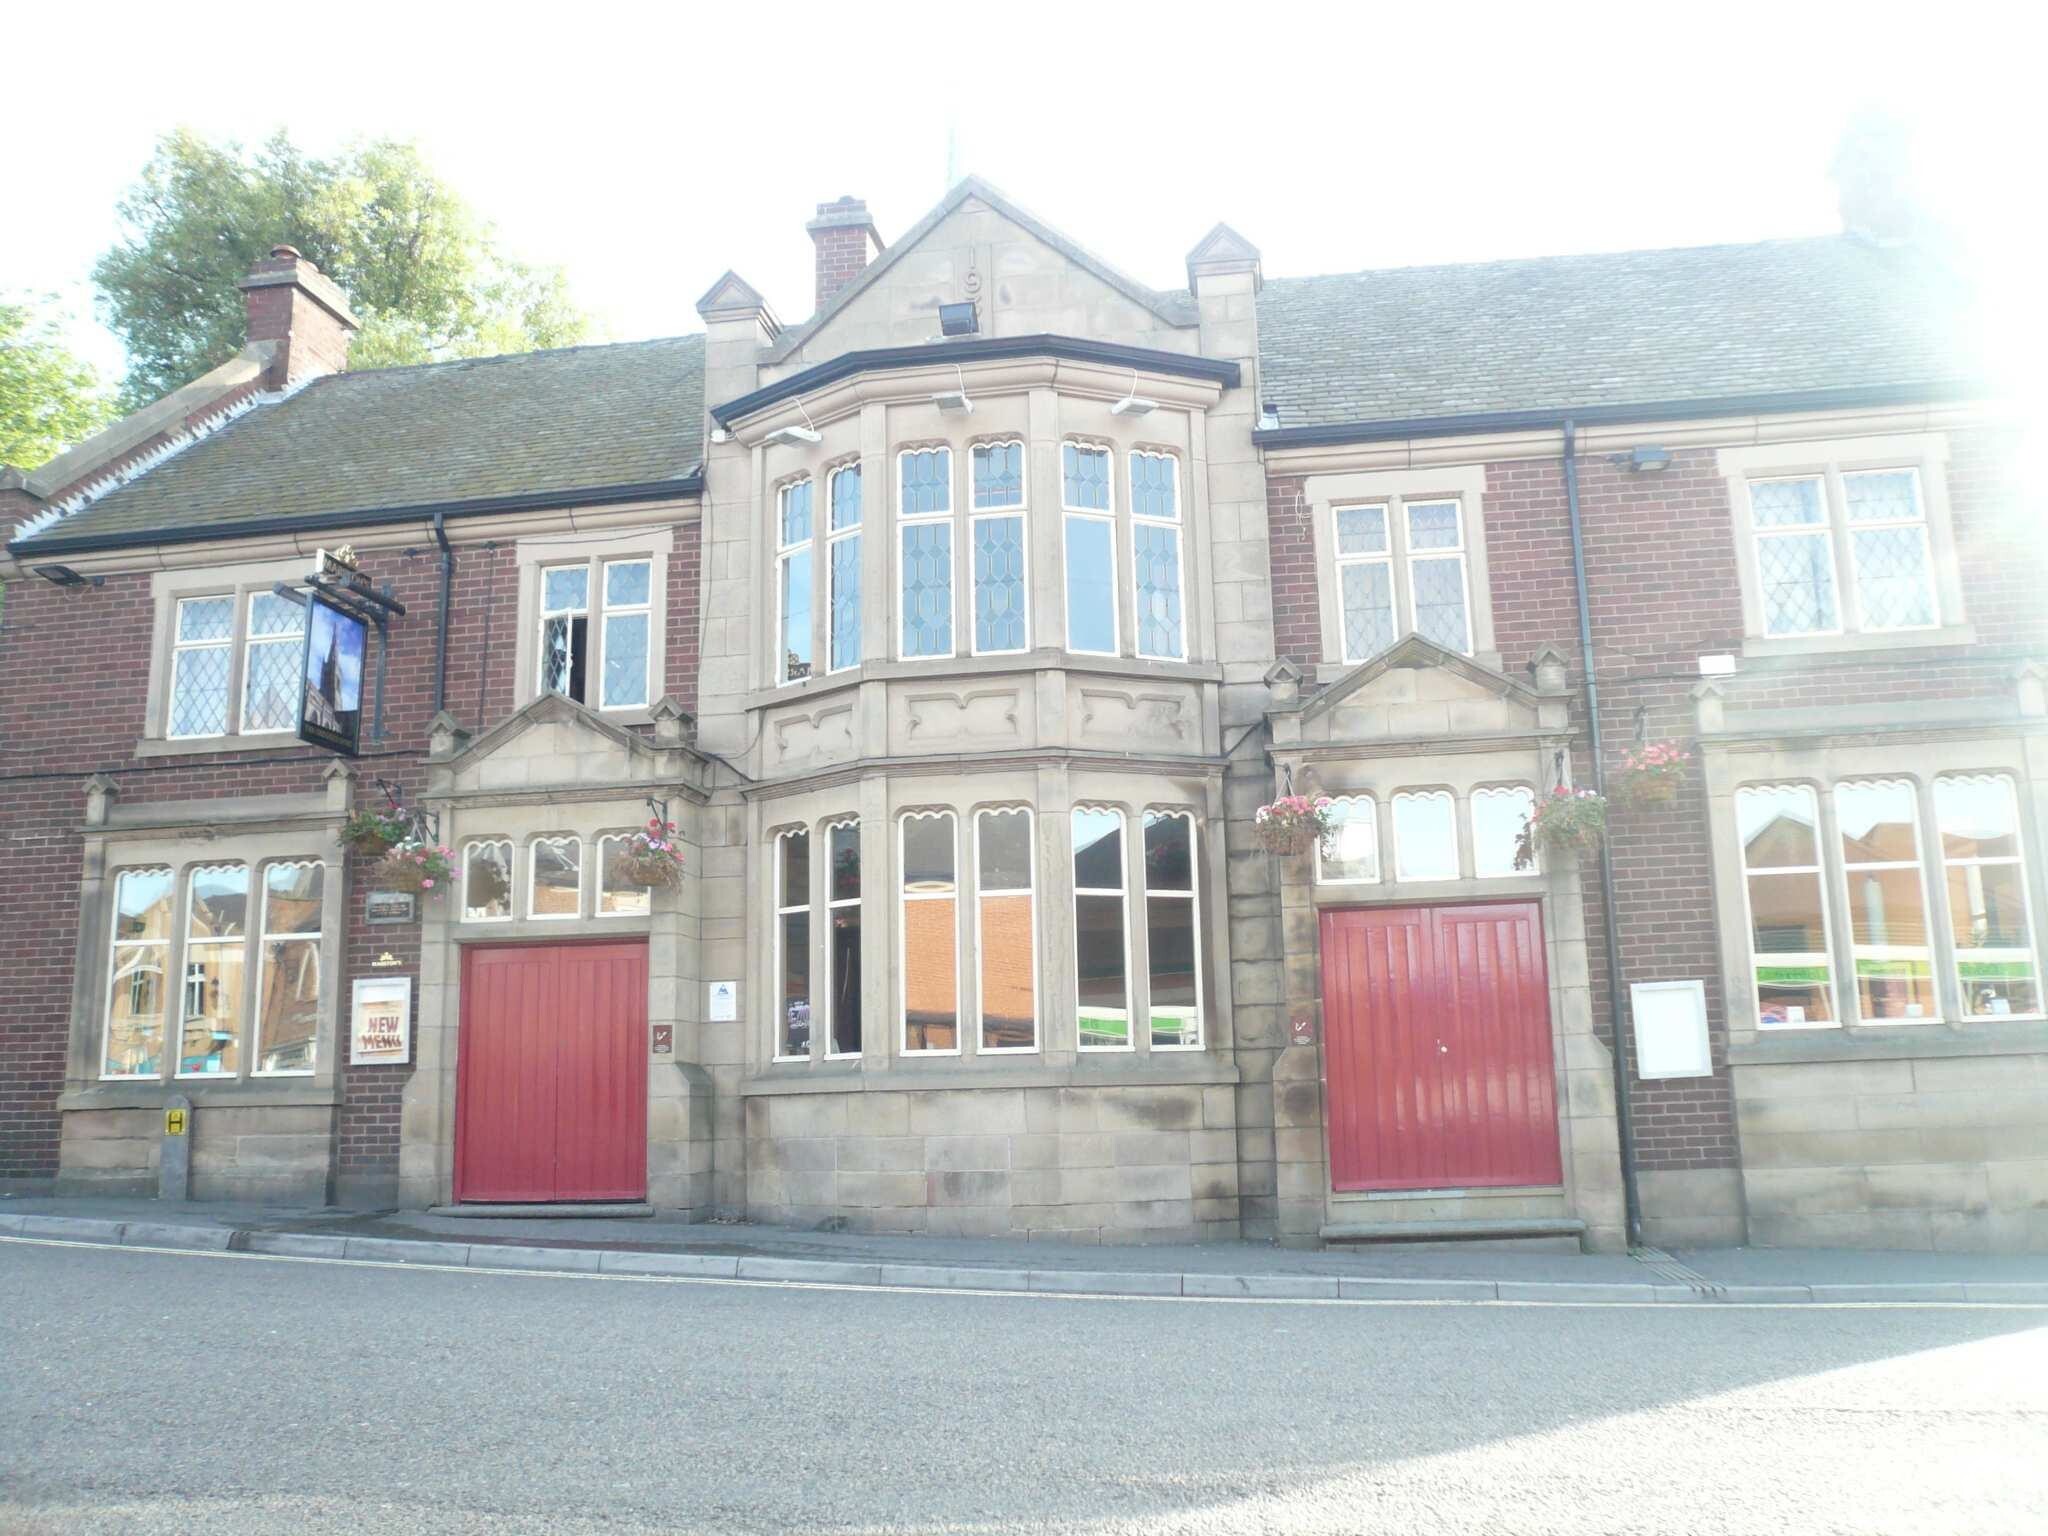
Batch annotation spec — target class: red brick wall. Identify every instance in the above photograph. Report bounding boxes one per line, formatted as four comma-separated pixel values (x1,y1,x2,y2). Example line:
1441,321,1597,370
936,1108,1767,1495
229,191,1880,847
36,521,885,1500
1273,425,2039,1179
0,518,703,1189
811,225,874,312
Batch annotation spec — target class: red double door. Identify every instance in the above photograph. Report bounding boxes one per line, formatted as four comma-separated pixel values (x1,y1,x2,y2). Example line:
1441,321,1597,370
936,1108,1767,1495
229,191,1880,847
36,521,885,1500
1318,902,1561,1192
456,942,648,1203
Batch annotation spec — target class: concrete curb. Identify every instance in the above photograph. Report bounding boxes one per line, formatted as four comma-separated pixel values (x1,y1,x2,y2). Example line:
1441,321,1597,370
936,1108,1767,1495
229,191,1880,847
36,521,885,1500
5,1215,2045,1306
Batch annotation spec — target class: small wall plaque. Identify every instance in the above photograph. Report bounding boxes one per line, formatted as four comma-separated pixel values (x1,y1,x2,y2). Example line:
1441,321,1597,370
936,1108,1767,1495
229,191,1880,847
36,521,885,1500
708,981,737,1022
1289,1016,1316,1047
366,890,417,925
651,1024,674,1056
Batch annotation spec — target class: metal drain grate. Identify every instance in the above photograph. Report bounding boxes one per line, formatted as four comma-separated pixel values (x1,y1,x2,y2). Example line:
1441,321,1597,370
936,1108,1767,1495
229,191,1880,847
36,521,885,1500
1631,1245,1726,1297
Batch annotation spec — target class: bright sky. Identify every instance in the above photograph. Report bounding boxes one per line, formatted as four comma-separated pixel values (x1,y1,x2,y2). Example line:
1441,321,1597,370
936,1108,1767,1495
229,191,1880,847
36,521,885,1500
4,0,2038,406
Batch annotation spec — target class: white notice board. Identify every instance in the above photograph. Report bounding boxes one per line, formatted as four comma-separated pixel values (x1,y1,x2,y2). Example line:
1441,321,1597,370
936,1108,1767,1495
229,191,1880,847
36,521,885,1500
1629,979,1712,1080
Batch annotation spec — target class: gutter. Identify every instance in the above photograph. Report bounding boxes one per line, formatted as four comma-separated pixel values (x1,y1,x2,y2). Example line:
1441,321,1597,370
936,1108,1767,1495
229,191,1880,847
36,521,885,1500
1251,379,1985,450
8,474,706,560
431,512,454,716
713,334,1240,426
1563,418,1644,1250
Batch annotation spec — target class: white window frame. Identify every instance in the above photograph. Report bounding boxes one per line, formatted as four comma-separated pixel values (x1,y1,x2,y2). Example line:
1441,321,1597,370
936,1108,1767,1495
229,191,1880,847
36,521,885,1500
896,447,956,662
898,810,962,1056
973,806,1039,1054
596,557,655,710
1472,785,1537,879
1832,778,1939,1024
595,833,651,918
1072,805,1132,1053
101,867,173,1080
1391,790,1460,883
774,827,812,1062
823,817,862,1059
1404,498,1474,655
1141,808,1203,1051
1735,783,1840,1030
775,478,815,686
1315,794,1380,885
461,839,514,924
252,859,323,1076
1842,467,1940,635
968,440,1030,657
537,563,594,701
1062,441,1120,657
1129,451,1186,661
239,589,308,736
1332,504,1395,665
526,836,583,921
166,595,237,740
174,862,249,1080
1747,475,1844,640
827,464,863,674
1934,773,2045,1021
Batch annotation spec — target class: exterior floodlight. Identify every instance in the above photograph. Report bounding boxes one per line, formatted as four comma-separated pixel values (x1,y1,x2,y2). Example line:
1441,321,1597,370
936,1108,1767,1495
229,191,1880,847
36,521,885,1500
1257,401,1281,430
938,301,978,337
932,389,974,414
33,564,92,587
1110,395,1157,417
1619,444,1673,473
762,424,823,447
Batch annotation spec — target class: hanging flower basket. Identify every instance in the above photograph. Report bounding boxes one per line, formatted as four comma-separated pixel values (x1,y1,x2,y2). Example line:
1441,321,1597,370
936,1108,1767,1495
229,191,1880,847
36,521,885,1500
373,841,458,896
339,806,410,860
1515,787,1607,870
1253,794,1336,855
1611,740,1691,809
606,820,686,889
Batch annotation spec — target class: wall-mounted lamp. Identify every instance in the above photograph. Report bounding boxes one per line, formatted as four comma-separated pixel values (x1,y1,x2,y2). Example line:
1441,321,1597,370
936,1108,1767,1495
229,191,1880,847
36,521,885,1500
1257,401,1282,431
1613,444,1674,473
938,301,979,337
32,564,101,588
762,424,822,446
1108,370,1157,417
932,365,974,415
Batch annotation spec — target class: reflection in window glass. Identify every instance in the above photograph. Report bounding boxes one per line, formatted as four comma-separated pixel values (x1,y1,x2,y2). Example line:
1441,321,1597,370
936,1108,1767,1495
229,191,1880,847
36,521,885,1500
464,841,513,922
1315,796,1378,884
778,481,814,683
827,821,862,1056
1835,780,1935,1021
256,861,323,1073
1472,786,1536,879
529,837,581,919
975,809,1037,1051
1142,811,1201,1048
1073,809,1130,1050
597,834,651,917
169,596,234,738
901,814,958,1052
180,863,249,1077
1935,775,2042,1017
104,868,174,1078
1737,784,1837,1026
777,829,811,1058
1392,791,1458,882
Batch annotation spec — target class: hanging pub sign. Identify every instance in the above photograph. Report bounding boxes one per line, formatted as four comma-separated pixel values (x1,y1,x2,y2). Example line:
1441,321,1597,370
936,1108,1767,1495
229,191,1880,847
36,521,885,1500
297,591,370,756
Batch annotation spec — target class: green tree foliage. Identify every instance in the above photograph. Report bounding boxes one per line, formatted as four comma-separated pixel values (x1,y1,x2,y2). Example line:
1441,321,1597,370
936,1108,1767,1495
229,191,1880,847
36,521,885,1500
0,296,115,469
94,130,590,407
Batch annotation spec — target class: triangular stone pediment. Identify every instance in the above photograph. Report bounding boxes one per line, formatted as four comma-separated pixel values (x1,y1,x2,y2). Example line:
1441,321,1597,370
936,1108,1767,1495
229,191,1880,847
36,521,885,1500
1185,223,1262,289
696,270,777,328
1295,635,1544,744
437,692,703,796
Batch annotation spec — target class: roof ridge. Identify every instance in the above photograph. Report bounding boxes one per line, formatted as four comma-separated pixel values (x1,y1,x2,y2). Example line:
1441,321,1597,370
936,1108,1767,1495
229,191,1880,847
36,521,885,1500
330,330,706,382
1266,233,1866,287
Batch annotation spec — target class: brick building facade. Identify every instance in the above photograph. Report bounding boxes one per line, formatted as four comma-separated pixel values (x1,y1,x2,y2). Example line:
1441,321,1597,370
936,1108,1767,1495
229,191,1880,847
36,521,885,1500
4,182,2042,1251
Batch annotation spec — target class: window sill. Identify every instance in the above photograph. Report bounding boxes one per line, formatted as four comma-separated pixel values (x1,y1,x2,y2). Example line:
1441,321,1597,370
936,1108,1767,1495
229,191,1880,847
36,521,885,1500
59,1080,342,1112
741,1055,1241,1096
1739,624,1975,661
134,734,312,760
744,650,1226,711
1727,1019,2048,1066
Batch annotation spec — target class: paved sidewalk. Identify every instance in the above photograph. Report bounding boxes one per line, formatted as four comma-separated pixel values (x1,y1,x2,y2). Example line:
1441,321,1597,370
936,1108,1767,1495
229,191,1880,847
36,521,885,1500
5,1193,2046,1304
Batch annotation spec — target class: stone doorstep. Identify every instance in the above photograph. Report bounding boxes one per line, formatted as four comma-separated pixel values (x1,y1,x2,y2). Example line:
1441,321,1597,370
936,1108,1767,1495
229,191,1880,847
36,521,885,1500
2,1215,2039,1306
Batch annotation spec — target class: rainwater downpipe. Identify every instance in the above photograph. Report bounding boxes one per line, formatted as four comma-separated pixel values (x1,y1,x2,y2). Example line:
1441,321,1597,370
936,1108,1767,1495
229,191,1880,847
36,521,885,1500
1563,419,1645,1249
431,512,454,716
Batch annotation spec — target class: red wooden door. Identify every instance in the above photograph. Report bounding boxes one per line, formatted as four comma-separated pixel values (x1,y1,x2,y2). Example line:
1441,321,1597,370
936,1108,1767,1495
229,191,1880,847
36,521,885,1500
1319,902,1561,1192
456,941,648,1202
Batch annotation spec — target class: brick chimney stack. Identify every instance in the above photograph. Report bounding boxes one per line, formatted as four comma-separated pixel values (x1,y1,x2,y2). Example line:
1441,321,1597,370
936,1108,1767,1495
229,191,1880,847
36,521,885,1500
237,245,360,388
806,197,883,313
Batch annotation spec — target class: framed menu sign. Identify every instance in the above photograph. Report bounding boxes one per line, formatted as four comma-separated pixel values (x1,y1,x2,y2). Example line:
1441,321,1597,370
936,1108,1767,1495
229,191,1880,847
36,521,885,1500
350,977,412,1065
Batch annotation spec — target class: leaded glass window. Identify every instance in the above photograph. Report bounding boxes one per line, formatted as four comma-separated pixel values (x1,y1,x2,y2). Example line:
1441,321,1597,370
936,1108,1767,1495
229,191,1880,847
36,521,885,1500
972,441,1024,509
1845,469,1937,631
829,465,862,672
1334,505,1394,662
1130,452,1184,660
600,559,652,709
242,591,305,733
1063,443,1117,655
169,596,234,738
1406,500,1471,653
539,565,592,700
899,449,954,659
970,442,1027,654
1749,478,1840,636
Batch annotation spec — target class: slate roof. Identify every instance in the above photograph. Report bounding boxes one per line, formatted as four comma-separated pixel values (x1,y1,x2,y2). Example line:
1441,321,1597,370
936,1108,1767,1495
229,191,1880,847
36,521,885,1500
1255,236,1976,430
17,334,704,548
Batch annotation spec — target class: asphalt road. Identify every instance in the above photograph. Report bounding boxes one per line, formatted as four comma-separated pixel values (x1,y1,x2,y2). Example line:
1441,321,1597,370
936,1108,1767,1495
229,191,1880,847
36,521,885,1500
3,1239,2045,1535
